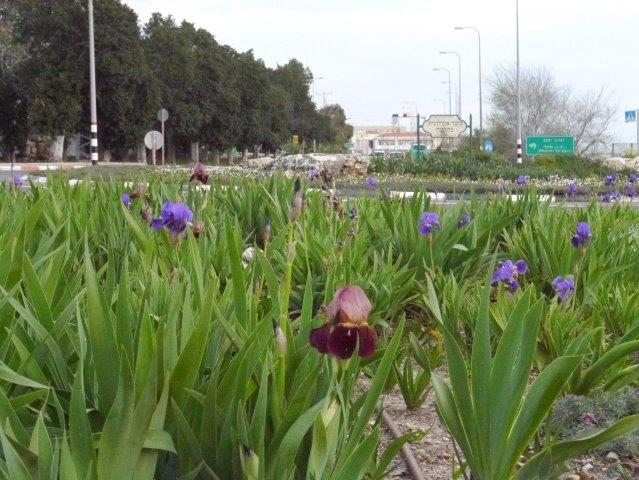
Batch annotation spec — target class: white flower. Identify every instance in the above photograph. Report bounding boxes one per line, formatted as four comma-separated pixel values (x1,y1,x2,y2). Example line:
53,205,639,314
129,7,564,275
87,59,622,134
242,247,256,268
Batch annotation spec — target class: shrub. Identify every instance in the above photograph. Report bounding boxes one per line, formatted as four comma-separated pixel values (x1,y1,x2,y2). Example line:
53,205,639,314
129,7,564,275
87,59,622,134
369,152,620,180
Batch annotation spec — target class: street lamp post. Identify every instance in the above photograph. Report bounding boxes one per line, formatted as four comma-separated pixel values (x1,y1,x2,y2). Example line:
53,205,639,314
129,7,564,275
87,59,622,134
516,0,523,164
442,81,458,115
404,101,418,130
88,0,98,166
433,98,446,114
433,67,452,115
455,26,483,140
439,51,461,116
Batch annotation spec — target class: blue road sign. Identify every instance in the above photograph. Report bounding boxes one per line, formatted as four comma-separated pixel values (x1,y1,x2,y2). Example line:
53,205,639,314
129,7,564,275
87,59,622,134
625,110,637,123
483,139,494,152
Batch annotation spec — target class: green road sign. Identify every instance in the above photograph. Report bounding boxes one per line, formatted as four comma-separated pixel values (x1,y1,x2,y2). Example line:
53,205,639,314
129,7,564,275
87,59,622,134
526,136,574,155
410,145,427,160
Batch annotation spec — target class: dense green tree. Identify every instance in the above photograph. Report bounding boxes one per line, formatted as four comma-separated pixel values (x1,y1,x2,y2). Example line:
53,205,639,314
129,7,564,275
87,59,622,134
10,0,157,159
11,0,85,137
272,59,318,142
0,5,28,158
259,84,293,153
94,0,159,159
143,15,204,157
2,5,351,161
0,4,24,76
232,50,270,157
318,104,353,146
0,77,28,159
192,31,241,161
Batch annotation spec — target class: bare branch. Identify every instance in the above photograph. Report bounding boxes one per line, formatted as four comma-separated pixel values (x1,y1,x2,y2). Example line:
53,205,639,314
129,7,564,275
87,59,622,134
488,64,617,157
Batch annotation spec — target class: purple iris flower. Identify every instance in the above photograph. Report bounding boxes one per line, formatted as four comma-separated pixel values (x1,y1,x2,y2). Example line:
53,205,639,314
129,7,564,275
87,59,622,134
418,211,441,236
628,174,638,184
367,177,378,188
151,202,193,233
349,208,359,220
567,182,578,196
515,175,528,186
603,174,617,186
12,175,23,188
121,193,131,208
308,168,320,180
602,191,622,203
624,183,637,198
457,214,471,228
571,222,592,248
491,260,527,292
552,276,575,302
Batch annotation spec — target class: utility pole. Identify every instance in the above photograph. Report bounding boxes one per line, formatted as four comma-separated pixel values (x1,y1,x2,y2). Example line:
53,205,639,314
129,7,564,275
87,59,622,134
311,76,323,104
88,0,98,166
318,91,332,108
516,0,523,164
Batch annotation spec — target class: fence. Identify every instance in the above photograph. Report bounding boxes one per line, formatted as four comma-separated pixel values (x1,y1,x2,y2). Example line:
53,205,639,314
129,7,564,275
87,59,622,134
611,143,638,157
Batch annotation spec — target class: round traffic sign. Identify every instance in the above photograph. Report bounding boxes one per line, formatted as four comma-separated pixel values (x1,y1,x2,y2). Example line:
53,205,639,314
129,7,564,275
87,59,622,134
157,108,169,122
144,131,164,151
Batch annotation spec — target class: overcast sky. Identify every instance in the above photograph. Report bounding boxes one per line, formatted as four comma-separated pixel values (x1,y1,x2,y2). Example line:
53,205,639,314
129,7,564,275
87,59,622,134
124,0,638,142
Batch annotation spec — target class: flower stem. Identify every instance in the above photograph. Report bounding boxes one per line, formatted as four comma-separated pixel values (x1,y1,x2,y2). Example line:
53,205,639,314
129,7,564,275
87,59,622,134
274,222,296,421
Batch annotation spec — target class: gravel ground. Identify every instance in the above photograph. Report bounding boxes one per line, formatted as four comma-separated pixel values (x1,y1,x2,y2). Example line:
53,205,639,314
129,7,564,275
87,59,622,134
375,385,637,480
379,387,454,479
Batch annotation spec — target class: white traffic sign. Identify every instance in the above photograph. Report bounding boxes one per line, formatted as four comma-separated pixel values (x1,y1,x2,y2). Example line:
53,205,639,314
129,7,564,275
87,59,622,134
625,110,637,123
422,115,468,138
144,130,164,151
158,108,169,122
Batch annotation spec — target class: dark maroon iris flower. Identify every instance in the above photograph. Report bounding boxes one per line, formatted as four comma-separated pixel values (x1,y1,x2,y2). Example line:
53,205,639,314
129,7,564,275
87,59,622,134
289,178,303,221
263,217,271,245
309,286,377,359
192,219,204,239
130,184,147,199
190,162,209,184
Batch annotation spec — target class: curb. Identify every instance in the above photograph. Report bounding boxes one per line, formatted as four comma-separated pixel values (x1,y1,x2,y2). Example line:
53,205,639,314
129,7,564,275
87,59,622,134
0,164,88,172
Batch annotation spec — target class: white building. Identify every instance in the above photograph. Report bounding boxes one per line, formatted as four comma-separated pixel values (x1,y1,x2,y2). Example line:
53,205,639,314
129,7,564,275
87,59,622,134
351,126,439,156
352,126,406,155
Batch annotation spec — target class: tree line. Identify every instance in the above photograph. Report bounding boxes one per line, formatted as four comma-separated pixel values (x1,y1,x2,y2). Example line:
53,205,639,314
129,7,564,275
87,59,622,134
0,1,353,162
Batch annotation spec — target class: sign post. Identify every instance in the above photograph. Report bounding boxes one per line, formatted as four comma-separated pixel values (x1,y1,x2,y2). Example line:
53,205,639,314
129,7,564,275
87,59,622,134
157,109,169,166
625,109,638,150
416,114,421,153
144,130,164,166
526,136,574,156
